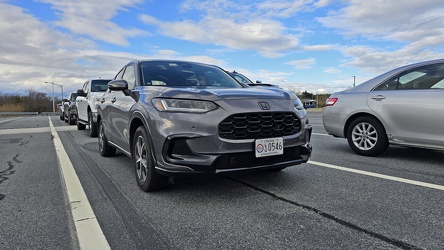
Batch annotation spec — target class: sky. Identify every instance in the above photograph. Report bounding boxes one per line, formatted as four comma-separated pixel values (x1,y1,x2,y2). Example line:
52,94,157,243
1,0,444,99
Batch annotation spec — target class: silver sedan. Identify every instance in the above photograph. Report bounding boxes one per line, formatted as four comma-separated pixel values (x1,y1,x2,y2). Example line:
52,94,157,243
323,58,444,156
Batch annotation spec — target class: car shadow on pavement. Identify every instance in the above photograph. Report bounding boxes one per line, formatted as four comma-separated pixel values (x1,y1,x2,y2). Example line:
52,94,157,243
381,146,444,165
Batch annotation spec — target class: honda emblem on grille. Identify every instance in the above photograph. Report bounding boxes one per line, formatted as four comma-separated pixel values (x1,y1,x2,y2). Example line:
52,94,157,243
258,102,270,110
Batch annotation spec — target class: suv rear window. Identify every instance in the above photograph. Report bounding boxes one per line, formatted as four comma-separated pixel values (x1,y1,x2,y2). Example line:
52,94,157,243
91,80,112,92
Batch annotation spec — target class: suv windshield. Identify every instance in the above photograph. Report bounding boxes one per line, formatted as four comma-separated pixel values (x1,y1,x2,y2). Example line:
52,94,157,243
140,61,244,88
229,72,253,84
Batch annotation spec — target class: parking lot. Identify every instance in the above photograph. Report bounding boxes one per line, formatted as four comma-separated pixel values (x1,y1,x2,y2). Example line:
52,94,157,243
1,111,443,249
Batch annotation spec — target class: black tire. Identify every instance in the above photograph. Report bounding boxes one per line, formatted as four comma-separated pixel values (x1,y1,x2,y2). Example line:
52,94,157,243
89,112,98,137
77,119,86,130
98,120,116,157
60,113,64,120
133,126,168,192
68,115,75,125
346,116,389,156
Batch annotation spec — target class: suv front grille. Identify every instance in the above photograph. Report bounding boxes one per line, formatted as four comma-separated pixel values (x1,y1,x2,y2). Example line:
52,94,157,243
219,112,301,140
213,146,302,169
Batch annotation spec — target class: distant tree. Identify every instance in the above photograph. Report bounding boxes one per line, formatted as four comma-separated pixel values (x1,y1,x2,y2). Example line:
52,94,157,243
0,94,24,112
13,96,21,104
300,90,314,100
287,86,301,96
21,89,52,112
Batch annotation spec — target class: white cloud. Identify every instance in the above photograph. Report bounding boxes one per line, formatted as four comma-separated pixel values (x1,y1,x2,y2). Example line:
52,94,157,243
0,3,227,96
41,0,147,46
303,44,337,51
285,58,316,69
256,0,312,18
318,1,444,47
324,68,341,74
317,0,444,74
143,0,333,57
314,0,331,8
340,45,444,74
140,14,300,58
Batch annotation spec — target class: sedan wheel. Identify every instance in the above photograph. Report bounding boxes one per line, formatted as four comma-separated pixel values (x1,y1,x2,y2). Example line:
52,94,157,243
133,126,168,192
347,116,388,156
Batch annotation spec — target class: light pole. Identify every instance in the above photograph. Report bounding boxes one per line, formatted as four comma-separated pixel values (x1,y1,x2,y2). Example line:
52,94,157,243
45,81,63,112
352,76,356,87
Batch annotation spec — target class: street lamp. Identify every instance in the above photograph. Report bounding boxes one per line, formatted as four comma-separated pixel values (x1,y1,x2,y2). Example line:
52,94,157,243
45,81,63,112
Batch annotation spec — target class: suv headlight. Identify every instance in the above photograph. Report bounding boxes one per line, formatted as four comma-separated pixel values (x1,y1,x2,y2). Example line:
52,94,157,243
293,98,307,118
152,98,218,113
293,98,304,111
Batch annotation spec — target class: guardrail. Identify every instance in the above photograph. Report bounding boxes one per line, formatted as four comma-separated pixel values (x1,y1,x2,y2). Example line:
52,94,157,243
40,112,60,116
0,112,43,116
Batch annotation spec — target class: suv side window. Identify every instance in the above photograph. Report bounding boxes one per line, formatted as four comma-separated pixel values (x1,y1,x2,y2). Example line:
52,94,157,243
122,65,136,89
82,81,89,94
375,63,444,90
115,67,124,80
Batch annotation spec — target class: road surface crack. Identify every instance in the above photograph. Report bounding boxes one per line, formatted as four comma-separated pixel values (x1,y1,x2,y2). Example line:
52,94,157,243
228,177,423,250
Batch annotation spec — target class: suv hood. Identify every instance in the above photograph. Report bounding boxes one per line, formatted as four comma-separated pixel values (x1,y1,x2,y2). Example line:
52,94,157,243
142,86,295,101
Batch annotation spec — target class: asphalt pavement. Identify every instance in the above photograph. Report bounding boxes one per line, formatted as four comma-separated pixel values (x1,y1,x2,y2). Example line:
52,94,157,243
1,113,444,250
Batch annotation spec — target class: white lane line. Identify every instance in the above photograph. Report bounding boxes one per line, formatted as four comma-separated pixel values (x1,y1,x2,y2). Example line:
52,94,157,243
0,126,77,135
0,127,50,135
0,118,22,124
308,160,444,191
49,117,110,249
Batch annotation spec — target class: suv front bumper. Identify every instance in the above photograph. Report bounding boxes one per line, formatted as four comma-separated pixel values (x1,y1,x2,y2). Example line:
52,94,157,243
155,126,312,175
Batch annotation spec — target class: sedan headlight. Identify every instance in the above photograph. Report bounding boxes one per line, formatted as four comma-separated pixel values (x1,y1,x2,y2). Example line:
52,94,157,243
152,98,218,113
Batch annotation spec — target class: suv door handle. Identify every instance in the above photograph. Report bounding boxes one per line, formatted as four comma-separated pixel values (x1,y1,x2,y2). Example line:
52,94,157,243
111,97,116,103
101,97,105,103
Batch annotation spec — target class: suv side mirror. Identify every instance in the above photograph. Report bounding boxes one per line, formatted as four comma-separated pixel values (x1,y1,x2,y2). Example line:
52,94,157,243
256,80,262,83
109,79,129,91
109,79,132,97
77,89,87,97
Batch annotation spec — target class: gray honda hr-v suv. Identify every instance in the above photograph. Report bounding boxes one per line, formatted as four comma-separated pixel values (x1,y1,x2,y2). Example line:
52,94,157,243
97,60,312,191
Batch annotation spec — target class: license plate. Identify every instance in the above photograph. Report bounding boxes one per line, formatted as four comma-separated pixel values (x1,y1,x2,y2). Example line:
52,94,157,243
255,137,283,158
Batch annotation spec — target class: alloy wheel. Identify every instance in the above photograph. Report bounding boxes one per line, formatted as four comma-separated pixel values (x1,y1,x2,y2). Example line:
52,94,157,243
135,135,148,182
351,122,378,151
